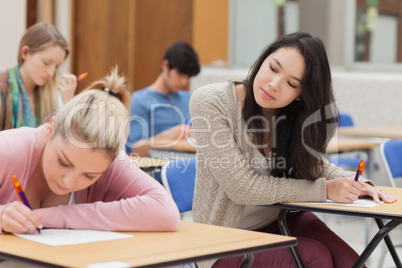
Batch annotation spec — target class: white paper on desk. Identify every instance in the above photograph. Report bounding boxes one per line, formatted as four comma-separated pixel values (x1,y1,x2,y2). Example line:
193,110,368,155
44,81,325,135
295,198,383,207
14,229,133,246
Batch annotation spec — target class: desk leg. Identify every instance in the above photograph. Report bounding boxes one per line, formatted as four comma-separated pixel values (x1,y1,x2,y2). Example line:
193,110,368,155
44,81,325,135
375,219,402,268
364,149,375,247
278,209,304,268
352,219,402,268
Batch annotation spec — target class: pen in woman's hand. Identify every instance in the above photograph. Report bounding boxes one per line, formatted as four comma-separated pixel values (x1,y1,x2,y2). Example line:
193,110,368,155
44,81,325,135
77,72,88,81
12,175,41,234
354,159,366,181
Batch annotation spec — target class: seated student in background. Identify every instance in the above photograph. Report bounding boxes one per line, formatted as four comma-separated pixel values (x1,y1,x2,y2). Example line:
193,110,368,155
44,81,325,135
189,32,396,268
126,41,200,156
0,22,78,131
0,68,180,234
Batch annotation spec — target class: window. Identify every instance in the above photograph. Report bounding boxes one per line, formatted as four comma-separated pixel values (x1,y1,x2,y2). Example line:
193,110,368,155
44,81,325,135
229,0,299,67
355,0,402,63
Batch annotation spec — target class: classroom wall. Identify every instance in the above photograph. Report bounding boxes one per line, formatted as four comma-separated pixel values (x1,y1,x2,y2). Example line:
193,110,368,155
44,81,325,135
0,0,26,72
333,71,402,126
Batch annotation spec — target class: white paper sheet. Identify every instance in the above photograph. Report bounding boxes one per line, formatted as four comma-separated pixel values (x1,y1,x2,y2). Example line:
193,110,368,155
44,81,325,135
14,229,133,246
295,198,383,207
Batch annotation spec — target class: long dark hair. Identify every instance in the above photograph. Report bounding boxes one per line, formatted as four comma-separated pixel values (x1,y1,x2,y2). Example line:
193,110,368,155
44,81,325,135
242,32,339,181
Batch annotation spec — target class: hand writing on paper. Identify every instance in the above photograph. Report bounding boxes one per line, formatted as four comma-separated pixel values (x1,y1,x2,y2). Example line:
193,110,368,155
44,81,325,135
326,177,366,204
1,201,42,234
326,178,397,204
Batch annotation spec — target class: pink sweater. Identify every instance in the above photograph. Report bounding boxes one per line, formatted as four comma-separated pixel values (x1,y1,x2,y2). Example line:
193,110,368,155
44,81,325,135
0,125,180,233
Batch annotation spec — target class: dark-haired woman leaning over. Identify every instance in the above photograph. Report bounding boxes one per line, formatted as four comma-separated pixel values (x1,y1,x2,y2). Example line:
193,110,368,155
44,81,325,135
189,32,396,268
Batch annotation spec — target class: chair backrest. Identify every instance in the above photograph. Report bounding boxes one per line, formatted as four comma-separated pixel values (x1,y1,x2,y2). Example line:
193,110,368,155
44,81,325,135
379,139,402,187
339,113,354,127
161,158,196,214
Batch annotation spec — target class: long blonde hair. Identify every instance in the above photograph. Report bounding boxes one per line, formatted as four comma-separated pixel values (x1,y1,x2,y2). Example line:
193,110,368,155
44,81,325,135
53,67,131,159
18,22,69,121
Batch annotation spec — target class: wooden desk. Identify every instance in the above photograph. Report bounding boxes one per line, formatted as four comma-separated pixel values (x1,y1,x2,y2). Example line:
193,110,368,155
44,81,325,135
0,221,297,268
338,125,402,139
129,155,169,170
327,137,381,181
327,137,381,153
144,138,197,153
144,137,380,155
272,186,402,268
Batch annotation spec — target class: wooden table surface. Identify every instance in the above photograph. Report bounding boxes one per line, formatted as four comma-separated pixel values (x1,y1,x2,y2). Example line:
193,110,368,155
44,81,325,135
0,221,297,268
276,186,402,218
326,137,381,153
338,125,402,139
144,137,381,154
145,138,197,153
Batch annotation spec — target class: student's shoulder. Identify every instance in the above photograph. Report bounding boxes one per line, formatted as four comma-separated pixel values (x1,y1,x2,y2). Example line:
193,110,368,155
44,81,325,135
189,82,237,116
176,89,192,97
191,81,233,101
131,88,158,107
0,126,45,161
132,87,152,98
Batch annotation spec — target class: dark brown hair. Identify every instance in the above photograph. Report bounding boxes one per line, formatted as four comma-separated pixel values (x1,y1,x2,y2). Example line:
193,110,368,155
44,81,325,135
242,32,338,181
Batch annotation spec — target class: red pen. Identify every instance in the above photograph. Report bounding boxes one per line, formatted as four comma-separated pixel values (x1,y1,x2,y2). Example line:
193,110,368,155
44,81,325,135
354,159,366,181
12,175,41,234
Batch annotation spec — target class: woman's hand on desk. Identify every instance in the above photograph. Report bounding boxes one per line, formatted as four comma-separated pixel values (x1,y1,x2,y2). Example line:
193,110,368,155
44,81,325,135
326,178,367,204
359,184,397,204
1,201,42,234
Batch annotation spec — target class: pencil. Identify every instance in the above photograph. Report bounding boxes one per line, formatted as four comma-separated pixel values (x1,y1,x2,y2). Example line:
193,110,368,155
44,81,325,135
77,72,88,81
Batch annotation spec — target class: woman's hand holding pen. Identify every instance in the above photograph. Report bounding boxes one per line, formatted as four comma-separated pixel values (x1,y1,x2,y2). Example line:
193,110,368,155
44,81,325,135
1,201,42,234
326,178,367,204
326,178,397,204
58,73,78,104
